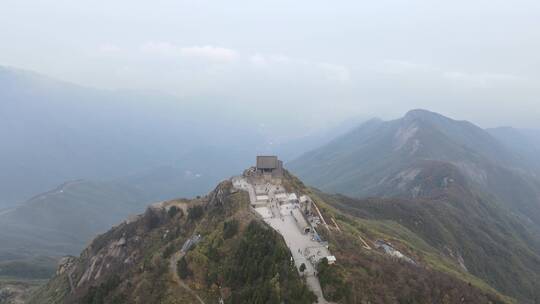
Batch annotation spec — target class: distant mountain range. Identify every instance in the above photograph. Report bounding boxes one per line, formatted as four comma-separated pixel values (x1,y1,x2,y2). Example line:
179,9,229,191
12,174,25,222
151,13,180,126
0,66,236,207
0,180,149,257
289,109,540,227
487,126,540,172
289,109,540,302
0,66,348,209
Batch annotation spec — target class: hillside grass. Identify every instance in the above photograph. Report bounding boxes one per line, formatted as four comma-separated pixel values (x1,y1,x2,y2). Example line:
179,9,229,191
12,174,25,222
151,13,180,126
305,188,515,303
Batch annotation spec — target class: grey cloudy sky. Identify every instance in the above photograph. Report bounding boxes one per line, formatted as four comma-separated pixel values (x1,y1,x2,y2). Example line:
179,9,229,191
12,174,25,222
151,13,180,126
1,0,540,129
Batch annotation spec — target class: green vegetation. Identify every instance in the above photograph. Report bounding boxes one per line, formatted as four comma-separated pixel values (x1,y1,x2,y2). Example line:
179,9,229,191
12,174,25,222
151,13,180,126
262,171,514,303
161,244,176,259
177,257,192,280
81,275,124,304
224,221,316,304
320,189,540,303
317,258,350,302
223,219,239,239
28,172,529,304
167,206,182,218
285,183,514,303
188,205,204,221
29,183,316,304
289,109,540,303
316,224,509,304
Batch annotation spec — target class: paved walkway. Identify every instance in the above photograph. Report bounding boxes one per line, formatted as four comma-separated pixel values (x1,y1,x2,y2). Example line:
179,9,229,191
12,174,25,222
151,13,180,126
232,176,333,304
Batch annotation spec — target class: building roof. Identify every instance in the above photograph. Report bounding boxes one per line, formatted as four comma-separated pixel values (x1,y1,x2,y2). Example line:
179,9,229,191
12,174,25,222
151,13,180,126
256,155,278,169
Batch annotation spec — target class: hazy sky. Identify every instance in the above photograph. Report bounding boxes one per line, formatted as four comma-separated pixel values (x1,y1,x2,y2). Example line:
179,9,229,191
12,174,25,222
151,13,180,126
2,0,540,129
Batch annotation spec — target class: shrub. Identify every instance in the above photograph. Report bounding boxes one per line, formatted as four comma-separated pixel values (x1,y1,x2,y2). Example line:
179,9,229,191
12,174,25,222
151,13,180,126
142,209,161,231
224,220,316,304
81,274,122,304
223,219,239,239
162,244,176,259
188,205,204,221
177,256,192,279
317,258,350,302
168,206,182,218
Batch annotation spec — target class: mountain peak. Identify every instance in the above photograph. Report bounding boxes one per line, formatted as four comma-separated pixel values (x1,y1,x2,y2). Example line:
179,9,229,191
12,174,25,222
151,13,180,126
403,109,450,122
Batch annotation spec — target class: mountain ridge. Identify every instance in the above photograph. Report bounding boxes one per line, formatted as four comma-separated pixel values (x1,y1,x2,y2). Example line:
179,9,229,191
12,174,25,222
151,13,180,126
289,110,540,303
289,109,540,226
29,172,513,304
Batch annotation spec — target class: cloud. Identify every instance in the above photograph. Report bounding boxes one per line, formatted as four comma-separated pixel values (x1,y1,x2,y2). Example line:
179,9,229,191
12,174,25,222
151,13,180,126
378,59,528,88
97,44,122,56
249,54,293,67
379,60,436,74
140,42,239,63
179,46,239,62
317,63,351,82
138,43,350,82
248,53,350,82
442,71,524,88
249,54,269,67
140,41,178,56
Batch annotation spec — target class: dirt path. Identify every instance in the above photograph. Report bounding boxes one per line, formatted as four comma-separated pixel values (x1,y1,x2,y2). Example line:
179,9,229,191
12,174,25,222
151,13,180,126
169,251,206,304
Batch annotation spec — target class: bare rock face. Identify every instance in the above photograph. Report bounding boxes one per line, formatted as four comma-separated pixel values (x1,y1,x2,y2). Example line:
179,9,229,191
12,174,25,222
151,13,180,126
0,287,14,303
394,121,420,154
75,232,138,288
206,180,233,208
444,246,469,272
56,256,77,276
116,237,126,247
